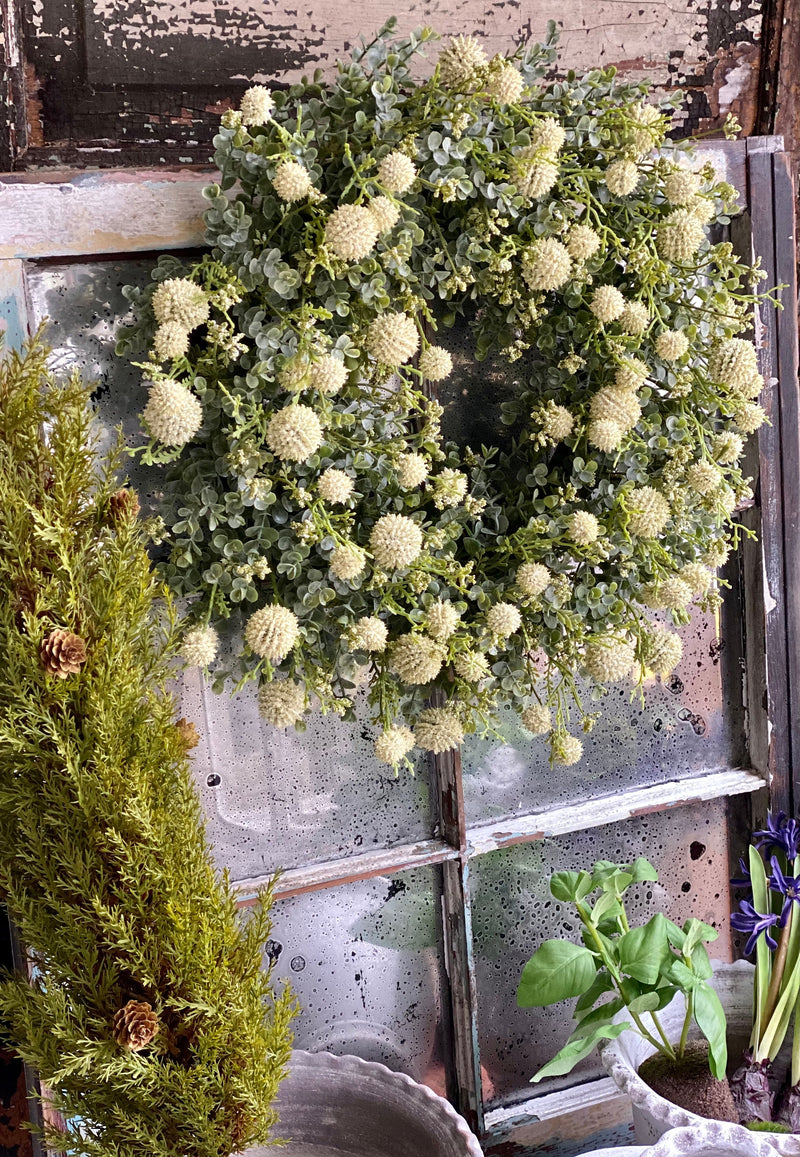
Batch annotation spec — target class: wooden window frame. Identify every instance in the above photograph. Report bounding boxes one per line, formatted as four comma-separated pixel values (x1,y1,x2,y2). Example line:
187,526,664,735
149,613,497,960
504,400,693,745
0,136,797,1152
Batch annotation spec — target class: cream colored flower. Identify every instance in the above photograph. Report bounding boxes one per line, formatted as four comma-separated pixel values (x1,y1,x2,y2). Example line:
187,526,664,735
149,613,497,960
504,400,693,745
551,731,583,766
664,167,701,207
589,285,626,324
655,329,689,360
517,562,551,597
389,635,446,684
273,160,313,202
397,452,428,489
375,725,415,765
642,625,683,677
438,34,488,89
245,604,300,663
709,338,759,392
318,468,354,504
712,431,745,464
348,616,388,652
521,703,551,735
324,204,380,261
657,208,706,262
678,563,713,594
153,322,190,361
239,85,274,125
702,541,730,569
686,460,722,496
366,312,420,366
568,510,600,545
432,468,468,510
522,238,572,291
266,404,323,462
454,650,491,682
258,680,306,727
368,196,401,233
588,418,625,453
377,152,417,194
530,117,566,153
628,103,663,155
142,380,203,446
688,196,715,224
641,577,693,610
486,601,522,637
584,635,636,683
426,601,461,640
605,159,640,196
309,354,349,395
485,59,524,104
414,707,464,753
619,301,650,335
181,625,218,667
513,150,559,199
590,387,641,432
418,345,453,381
152,278,210,330
538,402,575,442
733,402,766,434
567,225,602,262
278,354,311,392
370,514,424,569
615,358,649,391
329,543,367,582
627,487,670,538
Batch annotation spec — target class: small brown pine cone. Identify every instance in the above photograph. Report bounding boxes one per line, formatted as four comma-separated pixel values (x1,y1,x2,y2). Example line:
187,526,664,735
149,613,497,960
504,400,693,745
113,1000,159,1052
108,488,141,523
40,629,87,678
175,718,200,751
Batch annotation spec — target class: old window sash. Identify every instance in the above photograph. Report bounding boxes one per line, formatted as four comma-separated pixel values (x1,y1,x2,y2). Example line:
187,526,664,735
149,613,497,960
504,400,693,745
0,136,797,1152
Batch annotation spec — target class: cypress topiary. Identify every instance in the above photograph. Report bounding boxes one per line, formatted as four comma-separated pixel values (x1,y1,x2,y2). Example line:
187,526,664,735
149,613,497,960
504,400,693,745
0,338,295,1156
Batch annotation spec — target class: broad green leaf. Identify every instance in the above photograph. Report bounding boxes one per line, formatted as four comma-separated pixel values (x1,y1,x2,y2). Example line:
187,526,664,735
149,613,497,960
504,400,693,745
665,919,687,950
550,870,594,903
629,857,659,883
532,1022,631,1082
683,918,719,954
590,891,623,926
665,958,696,992
693,982,728,1079
618,914,671,985
629,985,679,1014
517,941,597,1008
572,997,625,1033
591,860,625,887
689,942,713,980
574,971,614,1014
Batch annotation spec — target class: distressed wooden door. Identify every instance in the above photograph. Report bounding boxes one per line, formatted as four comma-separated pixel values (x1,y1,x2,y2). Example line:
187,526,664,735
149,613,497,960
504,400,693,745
0,137,798,1155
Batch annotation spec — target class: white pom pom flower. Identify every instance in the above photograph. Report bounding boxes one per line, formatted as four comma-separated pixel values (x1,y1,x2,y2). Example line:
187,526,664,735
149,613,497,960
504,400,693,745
266,404,323,462
368,196,401,233
418,346,453,382
348,616,388,653
181,625,219,667
366,313,420,366
152,278,210,330
605,159,640,196
258,680,306,727
522,238,572,291
309,354,349,395
568,510,600,545
142,379,203,446
414,707,464,753
521,703,551,735
389,635,446,684
273,159,313,202
153,322,190,361
517,562,551,597
239,85,274,125
245,605,300,663
627,487,671,538
655,329,690,360
329,543,367,582
324,204,380,261
589,285,626,324
370,514,424,569
375,725,416,765
318,468,354,504
378,152,417,195
426,601,461,640
486,602,522,637
397,453,428,489
438,35,488,89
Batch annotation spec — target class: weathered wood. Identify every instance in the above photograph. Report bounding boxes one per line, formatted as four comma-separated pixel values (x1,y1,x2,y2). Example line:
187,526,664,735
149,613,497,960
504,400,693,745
0,258,29,348
0,169,213,257
236,837,458,903
0,0,26,170
466,769,765,857
441,856,484,1136
483,1078,632,1152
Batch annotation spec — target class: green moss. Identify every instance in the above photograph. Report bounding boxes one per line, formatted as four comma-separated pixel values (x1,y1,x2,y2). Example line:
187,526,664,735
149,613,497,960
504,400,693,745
745,1121,793,1133
0,340,295,1157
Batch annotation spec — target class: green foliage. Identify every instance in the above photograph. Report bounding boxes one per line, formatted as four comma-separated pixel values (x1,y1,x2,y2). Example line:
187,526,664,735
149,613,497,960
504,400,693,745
517,859,727,1082
118,20,778,769
0,340,295,1157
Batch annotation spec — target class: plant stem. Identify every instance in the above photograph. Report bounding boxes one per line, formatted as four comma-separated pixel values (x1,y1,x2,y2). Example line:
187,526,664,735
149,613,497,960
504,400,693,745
761,907,794,1038
677,991,694,1059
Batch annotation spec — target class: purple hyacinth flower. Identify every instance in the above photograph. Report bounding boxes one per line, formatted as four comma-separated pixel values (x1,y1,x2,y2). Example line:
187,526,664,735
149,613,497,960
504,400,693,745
731,900,780,955
730,857,751,889
768,855,800,926
754,811,800,861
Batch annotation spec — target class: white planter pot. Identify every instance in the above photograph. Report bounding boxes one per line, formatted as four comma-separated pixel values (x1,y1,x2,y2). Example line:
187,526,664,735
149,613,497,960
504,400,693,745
601,959,800,1154
250,1050,484,1157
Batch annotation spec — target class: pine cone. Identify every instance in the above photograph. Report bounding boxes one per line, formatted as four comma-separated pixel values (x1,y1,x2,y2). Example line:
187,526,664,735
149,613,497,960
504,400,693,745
113,1000,159,1051
40,629,87,678
175,718,200,751
108,488,141,522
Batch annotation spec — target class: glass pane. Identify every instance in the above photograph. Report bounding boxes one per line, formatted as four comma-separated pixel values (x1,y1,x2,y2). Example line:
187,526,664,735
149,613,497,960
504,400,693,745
461,610,742,823
470,797,732,1110
266,866,449,1092
26,259,434,874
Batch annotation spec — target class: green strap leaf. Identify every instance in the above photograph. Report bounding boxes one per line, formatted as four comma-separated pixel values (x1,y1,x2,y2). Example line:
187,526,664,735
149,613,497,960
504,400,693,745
517,940,598,1008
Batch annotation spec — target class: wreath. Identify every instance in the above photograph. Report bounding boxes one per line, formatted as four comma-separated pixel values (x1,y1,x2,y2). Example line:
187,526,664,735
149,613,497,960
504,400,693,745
117,20,774,771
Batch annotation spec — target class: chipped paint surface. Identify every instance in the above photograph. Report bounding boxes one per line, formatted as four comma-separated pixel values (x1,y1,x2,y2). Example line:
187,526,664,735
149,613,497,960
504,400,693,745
13,0,767,166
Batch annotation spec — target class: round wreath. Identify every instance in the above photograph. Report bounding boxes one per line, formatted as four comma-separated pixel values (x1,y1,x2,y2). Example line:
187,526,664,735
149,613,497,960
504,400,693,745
117,20,774,770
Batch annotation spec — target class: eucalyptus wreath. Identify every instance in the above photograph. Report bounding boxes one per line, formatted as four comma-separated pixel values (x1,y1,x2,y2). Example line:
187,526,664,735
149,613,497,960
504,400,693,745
117,20,776,770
